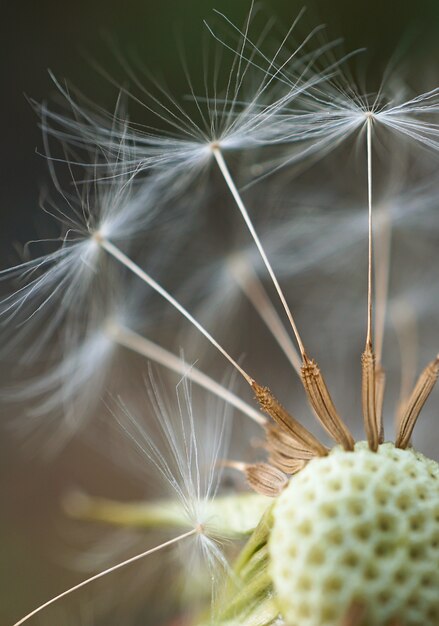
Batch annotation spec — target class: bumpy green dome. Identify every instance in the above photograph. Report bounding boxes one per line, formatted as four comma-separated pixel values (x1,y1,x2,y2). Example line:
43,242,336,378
269,442,439,626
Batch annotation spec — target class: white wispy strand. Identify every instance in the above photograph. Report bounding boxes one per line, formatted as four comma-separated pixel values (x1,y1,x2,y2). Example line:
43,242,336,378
8,327,115,446
375,87,439,150
0,236,101,359
1,270,156,444
274,84,439,163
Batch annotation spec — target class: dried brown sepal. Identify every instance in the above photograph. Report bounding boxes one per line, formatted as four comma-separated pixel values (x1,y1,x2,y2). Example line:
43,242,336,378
340,601,366,626
361,342,379,451
245,463,288,497
375,363,386,444
265,423,326,460
396,355,439,449
301,355,355,450
252,381,327,457
268,450,307,474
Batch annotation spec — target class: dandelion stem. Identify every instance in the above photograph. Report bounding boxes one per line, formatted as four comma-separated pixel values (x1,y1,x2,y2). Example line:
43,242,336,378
395,354,439,449
374,207,392,365
212,146,306,359
99,237,254,386
227,254,302,374
361,115,381,449
107,322,266,425
12,528,198,626
373,206,392,428
366,115,374,348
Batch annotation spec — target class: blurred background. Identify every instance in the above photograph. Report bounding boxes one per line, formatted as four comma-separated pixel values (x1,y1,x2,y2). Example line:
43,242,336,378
1,1,439,624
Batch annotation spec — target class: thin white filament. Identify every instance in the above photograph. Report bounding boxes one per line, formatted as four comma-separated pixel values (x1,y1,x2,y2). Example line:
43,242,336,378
374,207,392,365
99,237,254,385
107,322,266,425
366,115,374,347
12,528,197,626
212,146,306,357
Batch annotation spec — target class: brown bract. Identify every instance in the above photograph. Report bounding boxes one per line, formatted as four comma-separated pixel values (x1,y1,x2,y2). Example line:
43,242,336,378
396,355,439,449
361,342,381,451
301,354,355,450
245,463,289,497
241,350,439,499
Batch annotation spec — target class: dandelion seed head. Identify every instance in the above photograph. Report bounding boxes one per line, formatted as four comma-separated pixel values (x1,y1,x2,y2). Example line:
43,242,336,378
269,442,439,626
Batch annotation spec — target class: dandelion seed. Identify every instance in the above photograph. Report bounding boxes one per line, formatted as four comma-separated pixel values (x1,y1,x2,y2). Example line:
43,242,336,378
0,181,156,441
0,133,163,362
38,5,352,197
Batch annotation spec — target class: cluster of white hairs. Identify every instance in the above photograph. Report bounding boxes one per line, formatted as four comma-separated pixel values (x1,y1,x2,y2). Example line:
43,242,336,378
2,3,439,625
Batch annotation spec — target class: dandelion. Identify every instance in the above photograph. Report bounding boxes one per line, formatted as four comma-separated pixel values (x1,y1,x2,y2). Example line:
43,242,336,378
4,5,439,626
